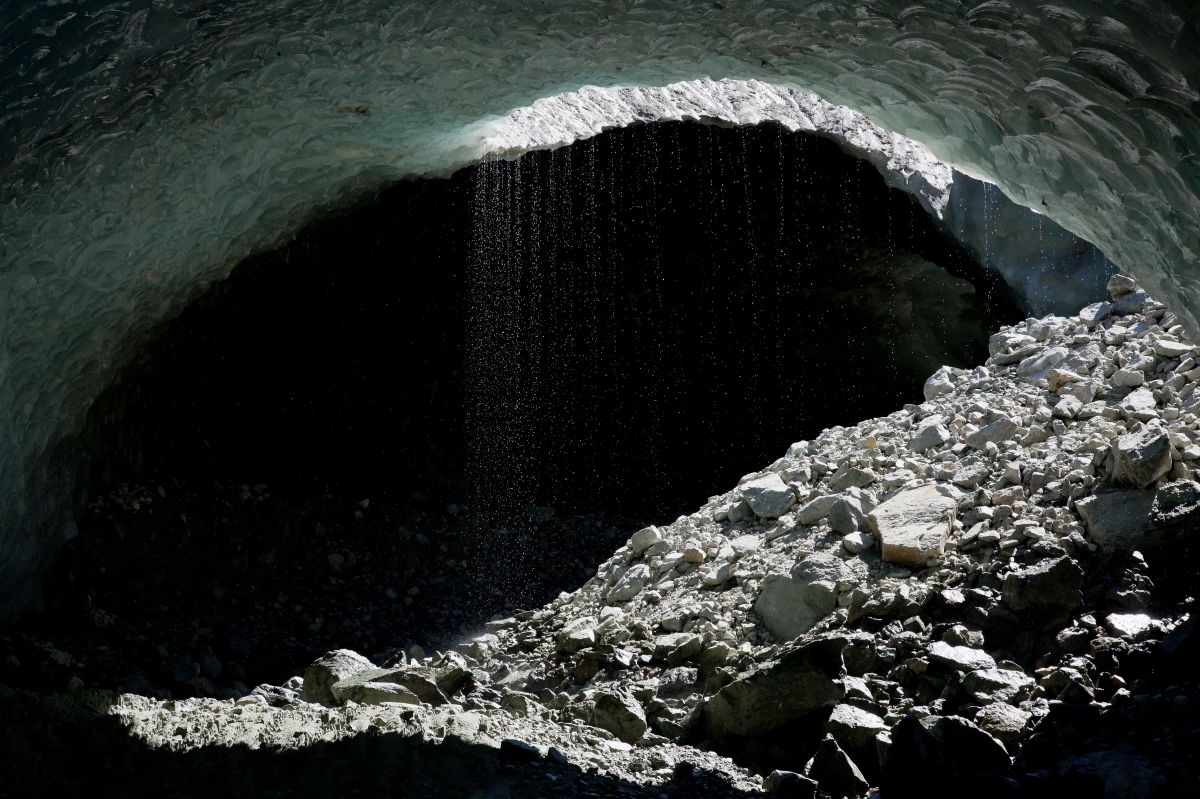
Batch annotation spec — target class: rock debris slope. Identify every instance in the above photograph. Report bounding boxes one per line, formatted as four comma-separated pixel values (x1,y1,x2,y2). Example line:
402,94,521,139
116,275,1200,796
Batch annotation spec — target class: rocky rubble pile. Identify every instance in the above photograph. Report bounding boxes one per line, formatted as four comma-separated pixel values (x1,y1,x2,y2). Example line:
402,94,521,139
112,275,1200,797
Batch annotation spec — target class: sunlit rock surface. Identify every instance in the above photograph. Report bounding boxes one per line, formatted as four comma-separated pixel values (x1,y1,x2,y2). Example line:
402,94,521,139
0,0,1198,620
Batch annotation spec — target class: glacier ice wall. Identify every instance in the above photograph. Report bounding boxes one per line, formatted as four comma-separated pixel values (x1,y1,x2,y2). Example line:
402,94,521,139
0,0,1198,620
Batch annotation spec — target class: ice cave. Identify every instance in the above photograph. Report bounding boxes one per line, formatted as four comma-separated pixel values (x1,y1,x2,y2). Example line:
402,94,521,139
2,1,1200,796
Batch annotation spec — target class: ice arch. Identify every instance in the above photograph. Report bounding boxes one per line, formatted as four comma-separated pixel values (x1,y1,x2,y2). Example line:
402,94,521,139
1,0,1198,621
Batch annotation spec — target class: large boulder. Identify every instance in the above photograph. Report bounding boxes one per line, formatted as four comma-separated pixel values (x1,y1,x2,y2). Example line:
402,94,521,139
1076,481,1200,550
962,668,1036,704
797,494,839,524
965,417,1021,450
334,679,421,706
607,563,650,604
332,666,449,706
754,553,851,642
591,689,647,744
301,649,375,705
924,366,955,400
1112,424,1173,488
653,632,703,666
1002,556,1083,613
926,641,996,672
629,525,662,554
741,474,797,518
910,421,952,454
824,703,887,750
879,715,957,799
806,734,869,799
868,484,955,567
704,636,845,743
975,703,1031,747
920,715,1011,777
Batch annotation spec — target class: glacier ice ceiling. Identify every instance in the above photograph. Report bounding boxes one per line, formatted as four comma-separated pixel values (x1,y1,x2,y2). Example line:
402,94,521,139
0,0,1198,620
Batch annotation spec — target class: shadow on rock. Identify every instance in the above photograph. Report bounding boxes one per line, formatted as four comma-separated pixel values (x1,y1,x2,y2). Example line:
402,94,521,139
0,690,758,799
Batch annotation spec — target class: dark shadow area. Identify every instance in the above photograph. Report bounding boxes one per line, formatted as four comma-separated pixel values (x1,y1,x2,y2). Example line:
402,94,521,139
3,121,1019,709
82,120,1019,519
0,691,757,799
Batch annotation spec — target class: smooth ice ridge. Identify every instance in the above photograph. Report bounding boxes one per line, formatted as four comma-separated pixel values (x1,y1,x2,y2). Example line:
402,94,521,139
0,0,1197,620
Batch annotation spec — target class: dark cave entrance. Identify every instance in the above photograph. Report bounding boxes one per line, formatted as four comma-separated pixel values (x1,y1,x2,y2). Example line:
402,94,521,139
89,121,1017,516
4,121,1022,698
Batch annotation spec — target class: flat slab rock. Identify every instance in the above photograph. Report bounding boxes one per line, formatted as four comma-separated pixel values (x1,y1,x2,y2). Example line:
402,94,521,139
868,484,955,568
926,641,996,672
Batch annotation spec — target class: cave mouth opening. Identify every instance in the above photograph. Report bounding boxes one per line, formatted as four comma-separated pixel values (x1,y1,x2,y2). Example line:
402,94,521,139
6,120,1020,698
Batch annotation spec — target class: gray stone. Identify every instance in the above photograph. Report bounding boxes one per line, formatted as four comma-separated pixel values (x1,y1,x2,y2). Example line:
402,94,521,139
591,689,647,743
1105,613,1157,640
1154,339,1193,358
754,554,851,642
1112,424,1172,488
962,668,1036,704
762,770,818,798
1076,481,1200,550
806,734,869,799
629,526,661,554
1119,388,1159,422
1061,380,1098,404
741,474,797,519
797,495,839,525
331,666,448,706
828,465,877,492
989,331,1035,357
924,366,954,401
920,715,1012,776
943,624,985,649
653,633,702,666
607,563,650,604
729,534,761,555
336,680,421,706
868,484,955,568
1053,395,1082,419
966,417,1020,450
301,649,375,706
705,636,846,742
1056,627,1091,653
952,460,990,489
701,561,736,586
926,641,996,672
1107,274,1138,298
1079,301,1112,328
1003,556,1083,613
557,618,597,653
975,703,1031,747
1112,367,1146,388
1016,346,1068,379
841,532,874,553
1112,289,1149,316
828,497,865,534
824,703,887,750
910,422,952,453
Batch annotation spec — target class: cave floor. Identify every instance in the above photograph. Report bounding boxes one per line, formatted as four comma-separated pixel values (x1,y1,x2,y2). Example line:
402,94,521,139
0,479,648,700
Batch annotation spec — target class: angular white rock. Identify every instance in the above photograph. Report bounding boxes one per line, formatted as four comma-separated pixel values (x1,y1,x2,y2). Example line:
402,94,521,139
868,484,956,567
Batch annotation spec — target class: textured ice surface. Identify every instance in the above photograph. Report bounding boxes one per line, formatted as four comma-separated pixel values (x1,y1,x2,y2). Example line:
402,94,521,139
0,0,1197,619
